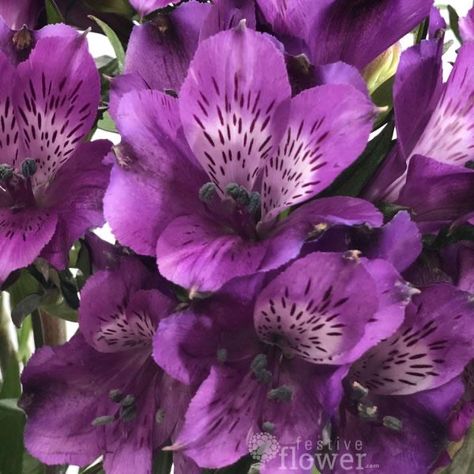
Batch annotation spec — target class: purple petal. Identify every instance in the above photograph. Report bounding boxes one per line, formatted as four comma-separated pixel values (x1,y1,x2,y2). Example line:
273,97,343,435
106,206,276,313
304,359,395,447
254,252,381,365
153,312,219,385
398,155,474,232
109,73,148,119
79,258,172,352
174,365,264,468
179,26,291,195
125,2,211,93
0,0,41,29
0,50,22,164
104,89,206,256
308,0,432,70
14,34,99,187
351,284,474,395
460,7,474,42
410,42,474,168
200,0,256,41
429,7,447,37
129,0,171,17
457,245,474,293
359,211,422,272
261,84,374,221
156,213,270,292
313,61,368,94
39,140,112,269
0,207,57,282
394,39,443,159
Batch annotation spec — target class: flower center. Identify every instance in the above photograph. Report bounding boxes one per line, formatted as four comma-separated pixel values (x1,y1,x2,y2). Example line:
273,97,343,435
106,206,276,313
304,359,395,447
0,160,38,210
198,181,262,240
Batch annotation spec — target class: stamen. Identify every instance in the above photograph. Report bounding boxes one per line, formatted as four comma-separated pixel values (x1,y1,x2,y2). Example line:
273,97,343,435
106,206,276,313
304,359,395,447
120,394,135,407
465,160,474,170
217,348,228,363
155,409,165,424
357,402,378,421
383,416,403,432
0,164,13,182
247,192,261,215
12,25,34,51
120,404,136,422
21,159,37,178
268,385,293,402
199,182,217,203
350,381,369,400
91,415,115,426
109,388,124,403
250,354,272,384
343,249,362,263
262,421,275,433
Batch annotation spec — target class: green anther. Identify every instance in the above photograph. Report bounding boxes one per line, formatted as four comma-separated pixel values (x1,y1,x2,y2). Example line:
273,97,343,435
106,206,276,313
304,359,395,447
120,394,135,407
91,415,115,426
268,385,293,402
383,416,403,432
109,389,124,403
0,164,13,181
155,409,165,424
225,182,241,199
465,160,474,170
199,182,217,202
247,192,261,215
262,421,275,433
217,348,228,363
251,354,268,372
21,159,37,178
350,381,369,400
120,404,137,423
357,402,378,421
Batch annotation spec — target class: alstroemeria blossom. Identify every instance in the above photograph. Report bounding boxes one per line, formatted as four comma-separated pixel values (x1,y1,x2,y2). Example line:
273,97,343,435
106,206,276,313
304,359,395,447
0,0,41,30
106,25,379,292
0,31,111,282
21,258,197,474
367,38,474,207
334,284,474,474
154,252,413,470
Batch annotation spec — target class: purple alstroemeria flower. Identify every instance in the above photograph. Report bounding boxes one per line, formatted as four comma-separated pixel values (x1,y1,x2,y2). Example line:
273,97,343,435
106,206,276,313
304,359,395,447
106,25,380,292
331,284,474,474
153,252,414,471
0,31,111,283
21,257,198,474
366,39,474,225
129,0,172,18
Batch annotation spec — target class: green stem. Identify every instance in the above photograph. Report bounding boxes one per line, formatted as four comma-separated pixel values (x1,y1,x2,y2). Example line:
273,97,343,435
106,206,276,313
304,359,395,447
0,293,15,379
31,310,44,348
31,309,66,348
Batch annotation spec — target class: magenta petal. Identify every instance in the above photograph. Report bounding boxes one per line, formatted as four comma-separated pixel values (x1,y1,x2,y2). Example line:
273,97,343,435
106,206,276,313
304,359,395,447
156,214,268,292
125,2,211,93
261,84,374,221
411,42,474,168
129,0,171,16
398,155,474,232
0,207,57,282
39,140,112,269
352,284,474,395
254,252,380,365
179,26,291,194
460,7,474,42
175,365,264,468
14,34,100,187
79,258,171,352
0,0,41,29
200,0,256,41
0,50,22,165
308,0,432,69
105,89,205,256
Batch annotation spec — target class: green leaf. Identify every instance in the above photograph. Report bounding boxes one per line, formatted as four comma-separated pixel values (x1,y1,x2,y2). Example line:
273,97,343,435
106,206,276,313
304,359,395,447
83,0,135,17
89,15,125,71
97,110,117,132
320,121,395,198
153,450,173,474
0,398,23,413
442,426,474,473
45,0,65,24
22,452,44,474
11,293,43,328
447,5,462,43
79,461,105,474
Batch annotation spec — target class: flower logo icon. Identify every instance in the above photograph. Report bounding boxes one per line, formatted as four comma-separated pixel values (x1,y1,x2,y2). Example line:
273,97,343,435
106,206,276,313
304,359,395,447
247,432,281,463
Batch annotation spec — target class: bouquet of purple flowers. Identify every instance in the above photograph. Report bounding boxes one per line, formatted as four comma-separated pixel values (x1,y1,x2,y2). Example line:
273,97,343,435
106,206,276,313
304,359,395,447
0,0,473,473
